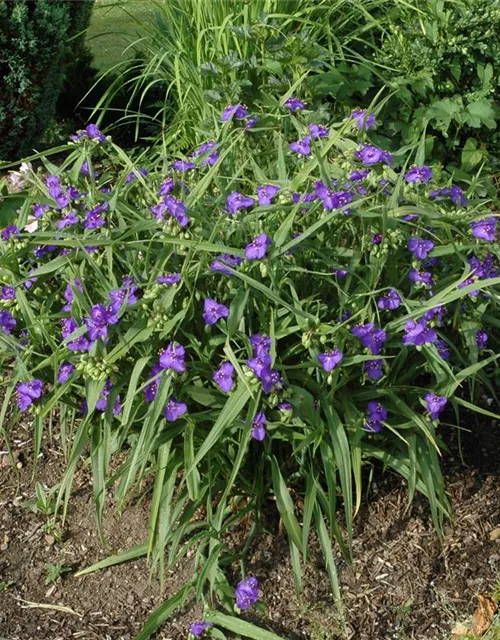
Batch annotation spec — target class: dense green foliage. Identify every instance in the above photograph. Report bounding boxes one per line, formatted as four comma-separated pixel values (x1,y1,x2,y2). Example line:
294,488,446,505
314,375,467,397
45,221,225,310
0,0,95,160
1,102,500,636
94,0,500,177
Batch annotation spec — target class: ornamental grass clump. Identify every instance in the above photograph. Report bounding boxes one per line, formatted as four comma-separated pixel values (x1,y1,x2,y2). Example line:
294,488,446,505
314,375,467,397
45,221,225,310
1,104,499,637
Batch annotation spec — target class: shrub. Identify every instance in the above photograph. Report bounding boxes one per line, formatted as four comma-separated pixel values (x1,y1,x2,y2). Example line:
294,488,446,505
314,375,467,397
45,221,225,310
1,104,499,636
368,0,500,174
0,0,96,161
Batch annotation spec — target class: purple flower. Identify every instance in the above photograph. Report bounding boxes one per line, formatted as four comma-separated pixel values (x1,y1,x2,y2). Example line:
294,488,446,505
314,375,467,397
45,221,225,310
320,189,352,212
221,104,248,121
108,282,138,314
308,123,329,139
334,269,348,279
351,109,376,130
251,412,266,441
125,167,148,184
244,234,272,260
289,136,311,156
284,97,306,111
1,225,20,241
96,381,121,414
423,305,446,326
430,185,467,207
351,323,387,355
317,349,343,372
250,334,271,356
349,169,370,181
83,207,106,230
81,161,98,178
409,268,434,287
354,145,391,165
61,317,90,352
144,364,162,402
226,191,254,214
57,210,79,230
260,367,282,395
425,393,447,420
203,298,229,325
435,338,450,360
189,621,213,638
245,117,259,129
235,576,259,611
33,203,50,219
363,359,384,380
62,278,83,312
171,159,196,172
408,237,435,260
0,285,16,300
159,177,175,195
367,401,387,422
0,310,16,334
377,288,401,311
85,304,119,342
278,402,293,412
213,361,235,393
159,343,186,373
191,141,219,166
364,419,382,433
402,319,437,346
404,166,433,184
156,273,181,285
164,397,188,422
16,379,43,411
470,218,497,242
209,254,243,276
372,233,383,245
257,185,280,206
85,123,106,142
475,330,488,350
458,277,480,297
163,196,189,227
247,354,272,379
58,362,75,383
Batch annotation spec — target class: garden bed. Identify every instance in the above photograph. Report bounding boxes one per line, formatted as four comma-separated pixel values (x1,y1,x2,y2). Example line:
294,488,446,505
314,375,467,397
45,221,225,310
1,421,498,640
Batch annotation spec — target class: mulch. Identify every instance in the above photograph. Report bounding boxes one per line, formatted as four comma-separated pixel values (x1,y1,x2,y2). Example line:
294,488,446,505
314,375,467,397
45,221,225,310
0,418,499,640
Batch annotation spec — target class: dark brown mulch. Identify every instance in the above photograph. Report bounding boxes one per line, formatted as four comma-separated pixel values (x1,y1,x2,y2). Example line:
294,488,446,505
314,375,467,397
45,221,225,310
0,419,499,640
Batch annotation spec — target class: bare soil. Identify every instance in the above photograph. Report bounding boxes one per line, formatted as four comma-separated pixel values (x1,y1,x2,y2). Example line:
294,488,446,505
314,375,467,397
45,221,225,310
0,420,499,640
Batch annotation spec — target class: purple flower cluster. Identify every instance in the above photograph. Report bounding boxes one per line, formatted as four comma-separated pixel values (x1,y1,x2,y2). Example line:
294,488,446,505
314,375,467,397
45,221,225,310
0,285,16,301
84,201,109,229
16,379,43,411
58,362,75,383
308,123,329,139
1,225,20,241
85,304,119,342
221,104,249,121
61,317,90,352
246,334,282,394
156,273,181,285
125,167,148,184
151,185,190,227
144,364,162,402
351,323,387,355
364,401,387,433
190,141,219,166
96,380,121,415
290,136,311,156
364,359,384,381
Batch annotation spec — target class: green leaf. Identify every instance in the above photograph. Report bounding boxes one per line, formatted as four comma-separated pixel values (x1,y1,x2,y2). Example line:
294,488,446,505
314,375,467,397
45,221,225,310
75,544,147,577
205,611,285,640
134,582,194,640
271,456,303,552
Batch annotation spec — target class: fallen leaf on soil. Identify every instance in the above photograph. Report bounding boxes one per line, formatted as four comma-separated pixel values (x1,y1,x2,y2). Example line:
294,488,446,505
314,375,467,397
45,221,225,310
451,621,471,639
471,594,498,636
489,527,500,541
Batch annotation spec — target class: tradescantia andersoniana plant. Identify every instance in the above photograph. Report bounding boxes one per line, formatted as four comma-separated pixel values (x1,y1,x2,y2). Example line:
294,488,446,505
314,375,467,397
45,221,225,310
1,101,500,638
